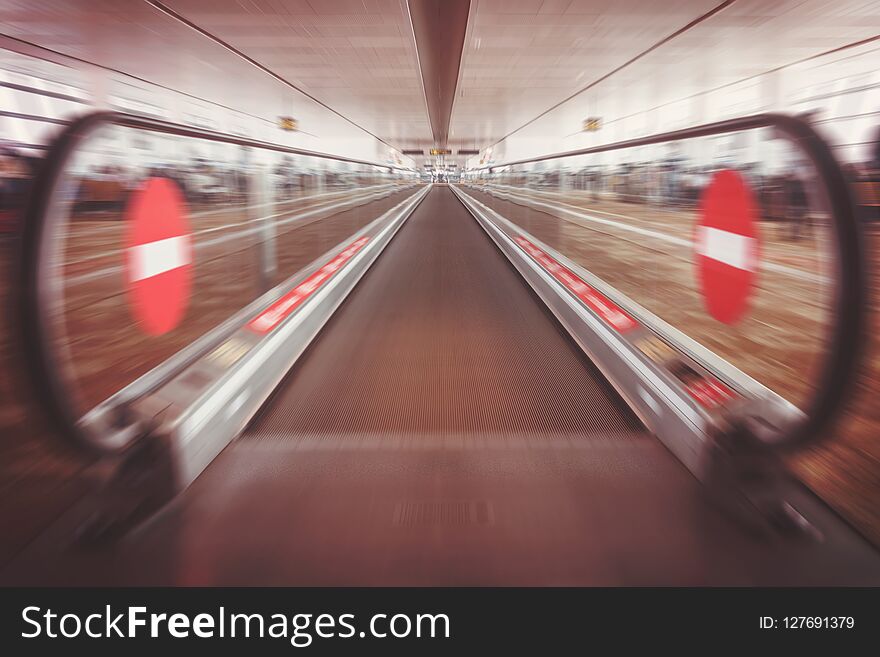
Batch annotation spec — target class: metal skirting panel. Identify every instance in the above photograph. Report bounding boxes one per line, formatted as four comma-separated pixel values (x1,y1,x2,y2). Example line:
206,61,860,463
449,184,717,477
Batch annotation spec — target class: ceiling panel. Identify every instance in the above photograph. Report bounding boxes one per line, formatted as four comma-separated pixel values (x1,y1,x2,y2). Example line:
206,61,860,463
450,0,880,155
0,0,433,152
4,0,878,164
161,0,432,151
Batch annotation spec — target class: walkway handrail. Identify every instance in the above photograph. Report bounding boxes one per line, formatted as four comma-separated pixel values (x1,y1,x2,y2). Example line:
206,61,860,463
468,113,867,451
18,111,416,453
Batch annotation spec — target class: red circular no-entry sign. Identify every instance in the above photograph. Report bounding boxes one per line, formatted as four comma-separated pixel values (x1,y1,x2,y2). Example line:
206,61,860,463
694,169,760,325
124,177,193,336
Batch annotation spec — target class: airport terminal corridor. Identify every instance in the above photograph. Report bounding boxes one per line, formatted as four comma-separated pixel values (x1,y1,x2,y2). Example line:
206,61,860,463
1,0,880,588
6,185,879,586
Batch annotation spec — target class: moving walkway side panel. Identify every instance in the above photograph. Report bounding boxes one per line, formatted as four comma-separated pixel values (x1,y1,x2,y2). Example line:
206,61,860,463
450,184,718,476
19,110,422,457
122,185,431,492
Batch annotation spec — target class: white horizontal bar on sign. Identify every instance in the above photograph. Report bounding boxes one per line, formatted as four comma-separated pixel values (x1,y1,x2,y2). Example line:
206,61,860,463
695,226,756,272
128,235,191,281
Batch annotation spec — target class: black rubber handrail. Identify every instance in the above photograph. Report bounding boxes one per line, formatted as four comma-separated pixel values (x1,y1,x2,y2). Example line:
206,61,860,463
18,111,413,454
468,112,867,451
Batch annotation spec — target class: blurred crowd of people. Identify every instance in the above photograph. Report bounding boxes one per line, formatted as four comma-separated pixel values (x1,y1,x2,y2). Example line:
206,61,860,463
0,145,37,234
2,122,880,237
469,125,880,238
0,142,408,229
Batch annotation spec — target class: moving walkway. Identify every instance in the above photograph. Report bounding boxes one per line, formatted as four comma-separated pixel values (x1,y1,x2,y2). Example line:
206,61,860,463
6,112,877,585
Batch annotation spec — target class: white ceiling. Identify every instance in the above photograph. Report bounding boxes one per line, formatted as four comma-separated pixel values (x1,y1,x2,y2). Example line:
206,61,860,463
162,0,433,150
1,0,878,163
451,0,880,156
449,0,722,151
0,0,433,157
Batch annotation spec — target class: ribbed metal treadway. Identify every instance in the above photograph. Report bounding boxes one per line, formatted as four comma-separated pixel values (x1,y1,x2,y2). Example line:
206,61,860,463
249,185,642,437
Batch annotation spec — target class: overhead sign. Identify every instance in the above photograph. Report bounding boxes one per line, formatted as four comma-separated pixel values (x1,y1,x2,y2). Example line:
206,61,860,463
582,117,601,132
278,116,298,131
429,148,452,155
124,177,193,336
695,169,760,325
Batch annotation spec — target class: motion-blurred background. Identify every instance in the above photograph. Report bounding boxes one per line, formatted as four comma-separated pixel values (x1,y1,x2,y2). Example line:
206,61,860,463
0,0,879,569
